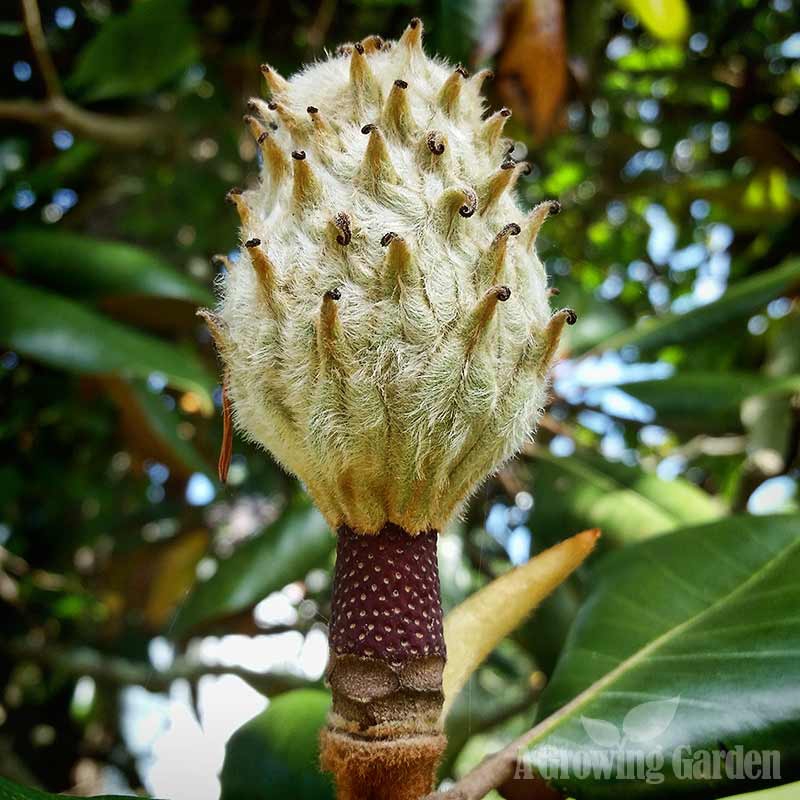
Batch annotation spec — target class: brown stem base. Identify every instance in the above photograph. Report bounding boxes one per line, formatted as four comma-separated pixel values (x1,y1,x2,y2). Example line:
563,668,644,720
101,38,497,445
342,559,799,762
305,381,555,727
323,524,446,799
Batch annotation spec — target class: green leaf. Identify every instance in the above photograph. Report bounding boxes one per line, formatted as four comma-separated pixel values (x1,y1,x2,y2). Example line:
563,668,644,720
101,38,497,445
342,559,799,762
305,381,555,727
622,372,800,432
0,775,153,800
172,504,332,636
519,514,800,798
593,259,800,355
618,0,690,41
67,0,199,102
529,445,723,545
1,229,213,305
220,689,333,800
0,275,214,413
723,782,800,800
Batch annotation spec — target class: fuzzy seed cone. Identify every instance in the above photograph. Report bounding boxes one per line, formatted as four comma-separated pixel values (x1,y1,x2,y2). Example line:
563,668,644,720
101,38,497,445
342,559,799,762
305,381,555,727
209,22,565,535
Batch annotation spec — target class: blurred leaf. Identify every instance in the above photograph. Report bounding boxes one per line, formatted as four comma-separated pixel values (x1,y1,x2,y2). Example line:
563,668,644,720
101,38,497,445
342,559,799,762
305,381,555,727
1,229,213,305
591,258,800,355
145,529,209,628
172,503,332,636
220,689,333,800
529,445,723,545
0,142,98,212
442,529,600,717
497,0,567,139
617,43,684,70
520,513,800,798
744,314,800,474
618,0,689,41
104,377,212,478
623,372,800,432
0,275,214,413
0,776,153,800
434,0,504,64
67,0,198,102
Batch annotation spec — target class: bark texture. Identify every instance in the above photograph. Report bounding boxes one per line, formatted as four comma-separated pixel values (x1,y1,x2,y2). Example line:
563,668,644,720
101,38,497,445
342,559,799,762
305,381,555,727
321,524,446,799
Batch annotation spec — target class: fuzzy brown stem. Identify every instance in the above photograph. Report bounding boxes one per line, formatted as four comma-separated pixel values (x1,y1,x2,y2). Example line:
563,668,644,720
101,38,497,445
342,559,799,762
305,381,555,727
321,524,446,800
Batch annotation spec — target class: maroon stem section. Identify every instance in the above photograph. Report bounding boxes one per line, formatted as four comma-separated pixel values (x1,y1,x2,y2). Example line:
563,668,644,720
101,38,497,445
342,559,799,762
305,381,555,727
329,524,445,667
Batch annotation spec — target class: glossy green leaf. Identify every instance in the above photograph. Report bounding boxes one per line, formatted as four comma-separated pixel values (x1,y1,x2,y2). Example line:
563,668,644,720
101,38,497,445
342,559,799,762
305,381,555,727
0,776,152,800
519,514,800,798
623,372,800,432
593,259,800,355
67,0,198,101
619,0,690,41
220,689,333,800
1,229,213,305
529,445,723,545
172,504,332,636
0,275,214,413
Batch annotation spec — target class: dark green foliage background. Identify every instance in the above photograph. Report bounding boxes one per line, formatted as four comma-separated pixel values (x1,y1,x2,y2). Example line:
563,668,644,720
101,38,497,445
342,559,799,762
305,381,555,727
0,0,798,798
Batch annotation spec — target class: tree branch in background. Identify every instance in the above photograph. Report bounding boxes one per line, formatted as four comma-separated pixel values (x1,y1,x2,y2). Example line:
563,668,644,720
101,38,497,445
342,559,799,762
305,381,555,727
21,0,62,98
4,640,318,697
2,0,163,147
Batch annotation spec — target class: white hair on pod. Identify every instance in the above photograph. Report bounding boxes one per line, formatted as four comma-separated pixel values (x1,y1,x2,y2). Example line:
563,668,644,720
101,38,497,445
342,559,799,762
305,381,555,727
202,20,573,534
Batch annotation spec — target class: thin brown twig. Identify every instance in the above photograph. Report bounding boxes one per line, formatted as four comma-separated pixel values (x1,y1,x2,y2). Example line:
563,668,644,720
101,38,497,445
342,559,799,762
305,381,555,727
3,0,164,147
4,640,318,697
21,0,62,98
0,97,162,146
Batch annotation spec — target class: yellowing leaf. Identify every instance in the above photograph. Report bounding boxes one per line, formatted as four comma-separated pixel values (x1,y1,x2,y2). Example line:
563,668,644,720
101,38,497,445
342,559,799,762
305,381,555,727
496,0,567,139
441,529,600,718
145,529,209,628
619,0,690,42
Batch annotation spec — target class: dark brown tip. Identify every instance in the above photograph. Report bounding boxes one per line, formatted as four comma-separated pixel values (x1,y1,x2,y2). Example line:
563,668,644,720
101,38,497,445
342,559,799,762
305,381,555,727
455,64,469,78
548,200,562,216
257,131,269,144
291,150,306,160
502,222,521,237
242,114,253,124
267,101,278,110
269,122,278,130
521,161,533,175
225,188,243,202
307,105,319,114
245,238,261,248
501,159,516,170
334,212,352,246
326,288,342,301
260,64,270,73
565,308,577,325
354,42,365,54
361,123,377,134
547,287,561,297
394,78,408,89
409,17,420,29
483,70,495,81
459,190,477,218
247,100,258,112
336,43,354,57
497,286,511,301
427,131,445,155
500,107,512,117
380,231,397,247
